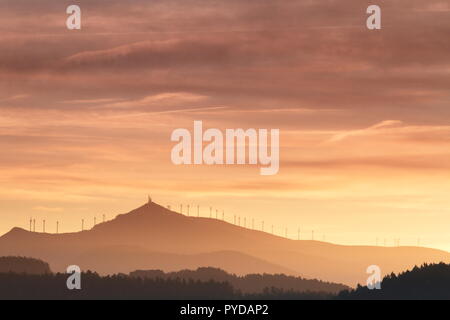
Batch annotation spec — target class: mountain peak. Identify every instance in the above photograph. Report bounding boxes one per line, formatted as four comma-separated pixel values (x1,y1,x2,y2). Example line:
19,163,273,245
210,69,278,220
119,200,174,217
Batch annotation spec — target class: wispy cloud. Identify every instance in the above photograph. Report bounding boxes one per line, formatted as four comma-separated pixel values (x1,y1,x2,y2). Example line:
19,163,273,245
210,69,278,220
328,120,404,142
33,206,63,213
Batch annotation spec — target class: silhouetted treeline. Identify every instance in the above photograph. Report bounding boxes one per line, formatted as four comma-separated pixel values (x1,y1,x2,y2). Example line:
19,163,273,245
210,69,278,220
0,271,236,300
245,287,333,300
338,263,450,300
0,256,51,275
7,258,450,300
130,267,348,294
0,271,336,300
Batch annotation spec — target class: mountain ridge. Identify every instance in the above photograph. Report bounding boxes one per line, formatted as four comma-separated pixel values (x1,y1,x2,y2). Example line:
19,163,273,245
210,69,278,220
0,201,448,286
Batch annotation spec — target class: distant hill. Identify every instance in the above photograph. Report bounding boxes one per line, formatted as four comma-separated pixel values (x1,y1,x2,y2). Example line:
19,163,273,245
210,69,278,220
0,256,51,275
0,201,448,286
131,267,349,294
338,263,450,300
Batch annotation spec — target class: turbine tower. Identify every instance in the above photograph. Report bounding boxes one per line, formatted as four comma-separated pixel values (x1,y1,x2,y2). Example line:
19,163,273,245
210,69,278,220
43,220,46,233
187,205,190,216
56,221,59,234
197,205,200,217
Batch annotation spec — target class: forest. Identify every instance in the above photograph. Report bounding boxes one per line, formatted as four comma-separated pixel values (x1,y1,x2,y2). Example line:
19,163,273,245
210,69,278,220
1,257,449,300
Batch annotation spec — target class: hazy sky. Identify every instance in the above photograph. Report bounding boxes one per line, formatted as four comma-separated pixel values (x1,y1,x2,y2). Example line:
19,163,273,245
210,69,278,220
1,0,450,249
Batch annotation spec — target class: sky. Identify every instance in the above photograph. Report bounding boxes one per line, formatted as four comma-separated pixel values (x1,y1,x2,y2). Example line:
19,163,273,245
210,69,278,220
0,0,450,250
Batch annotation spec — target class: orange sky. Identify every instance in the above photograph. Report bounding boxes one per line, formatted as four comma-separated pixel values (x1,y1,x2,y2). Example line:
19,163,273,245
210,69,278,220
1,0,450,250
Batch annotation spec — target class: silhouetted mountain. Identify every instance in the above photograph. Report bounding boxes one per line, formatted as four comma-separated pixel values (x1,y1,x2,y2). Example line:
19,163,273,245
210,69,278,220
131,267,348,294
0,201,449,286
0,256,51,274
338,263,450,300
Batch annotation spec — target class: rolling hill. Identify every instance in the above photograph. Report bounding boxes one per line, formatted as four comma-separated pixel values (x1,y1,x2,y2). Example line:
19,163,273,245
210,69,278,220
130,267,349,294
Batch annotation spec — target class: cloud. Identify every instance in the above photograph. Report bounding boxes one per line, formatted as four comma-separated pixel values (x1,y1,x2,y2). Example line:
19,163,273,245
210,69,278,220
0,0,449,121
328,120,404,142
0,94,29,102
33,206,63,212
327,120,450,144
103,92,209,109
61,98,125,105
282,155,450,171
